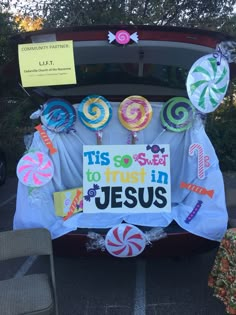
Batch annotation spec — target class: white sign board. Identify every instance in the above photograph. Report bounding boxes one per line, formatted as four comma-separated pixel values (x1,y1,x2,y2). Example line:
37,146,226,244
83,144,171,213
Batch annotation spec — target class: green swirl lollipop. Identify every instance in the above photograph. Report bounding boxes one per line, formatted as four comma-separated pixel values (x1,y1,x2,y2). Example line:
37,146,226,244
186,54,229,113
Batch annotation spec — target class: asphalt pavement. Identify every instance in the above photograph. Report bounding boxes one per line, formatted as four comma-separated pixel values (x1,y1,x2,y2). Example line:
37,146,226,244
1,176,234,314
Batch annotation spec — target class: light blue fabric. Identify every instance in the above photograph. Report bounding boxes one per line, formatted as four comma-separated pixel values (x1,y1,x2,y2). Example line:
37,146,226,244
14,102,228,241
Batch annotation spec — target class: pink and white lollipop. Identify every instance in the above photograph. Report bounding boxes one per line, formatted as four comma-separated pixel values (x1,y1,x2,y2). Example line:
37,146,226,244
105,224,146,258
17,151,54,187
118,95,153,144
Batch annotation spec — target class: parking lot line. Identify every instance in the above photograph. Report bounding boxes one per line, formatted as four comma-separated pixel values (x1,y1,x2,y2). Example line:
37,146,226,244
134,259,146,315
13,255,38,278
0,194,16,208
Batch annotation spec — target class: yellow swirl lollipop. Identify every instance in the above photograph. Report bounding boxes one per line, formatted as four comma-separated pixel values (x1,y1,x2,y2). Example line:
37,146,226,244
78,95,112,144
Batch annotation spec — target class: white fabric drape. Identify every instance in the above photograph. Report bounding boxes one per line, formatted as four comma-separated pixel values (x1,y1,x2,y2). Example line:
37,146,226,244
14,102,228,241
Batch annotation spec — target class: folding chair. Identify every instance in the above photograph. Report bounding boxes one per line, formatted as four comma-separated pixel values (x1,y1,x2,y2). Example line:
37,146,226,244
0,228,59,315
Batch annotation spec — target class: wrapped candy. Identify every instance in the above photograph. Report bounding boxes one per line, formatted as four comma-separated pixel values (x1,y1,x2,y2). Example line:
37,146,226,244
216,41,236,63
108,30,139,45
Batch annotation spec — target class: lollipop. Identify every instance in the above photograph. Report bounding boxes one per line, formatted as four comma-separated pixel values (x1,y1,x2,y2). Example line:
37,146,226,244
160,97,195,132
186,54,229,113
78,95,112,144
17,151,54,187
105,224,146,258
41,98,76,133
118,95,152,144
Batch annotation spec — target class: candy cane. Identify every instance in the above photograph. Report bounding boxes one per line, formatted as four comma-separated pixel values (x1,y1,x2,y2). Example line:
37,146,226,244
189,143,205,179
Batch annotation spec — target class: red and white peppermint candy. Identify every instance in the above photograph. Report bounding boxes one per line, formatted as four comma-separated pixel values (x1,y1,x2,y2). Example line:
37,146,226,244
17,151,54,187
105,224,146,258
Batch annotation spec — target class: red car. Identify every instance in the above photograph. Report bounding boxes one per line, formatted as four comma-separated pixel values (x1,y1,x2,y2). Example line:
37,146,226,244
13,25,234,257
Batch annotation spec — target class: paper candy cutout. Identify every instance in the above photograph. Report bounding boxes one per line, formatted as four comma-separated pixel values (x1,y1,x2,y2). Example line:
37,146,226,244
105,224,146,257
63,189,82,221
84,184,100,201
53,187,83,218
160,97,195,132
185,200,203,223
180,181,214,198
78,94,112,144
118,95,152,144
86,224,167,258
186,54,229,113
108,30,139,45
146,144,165,154
118,96,152,132
35,124,57,155
189,143,210,180
41,98,76,133
17,151,54,187
78,95,112,132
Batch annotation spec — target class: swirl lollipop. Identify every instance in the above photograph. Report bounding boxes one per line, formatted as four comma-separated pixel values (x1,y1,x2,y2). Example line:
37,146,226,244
16,151,54,187
41,98,76,133
118,95,152,144
186,54,229,113
105,224,146,258
160,97,195,132
78,95,112,144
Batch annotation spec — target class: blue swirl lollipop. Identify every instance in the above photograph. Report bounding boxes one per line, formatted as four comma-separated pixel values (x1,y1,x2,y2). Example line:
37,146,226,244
41,98,76,133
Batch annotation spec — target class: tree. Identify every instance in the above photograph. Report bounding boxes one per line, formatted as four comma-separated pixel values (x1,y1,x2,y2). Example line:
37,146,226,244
0,10,17,66
206,85,236,171
9,0,236,32
15,15,43,31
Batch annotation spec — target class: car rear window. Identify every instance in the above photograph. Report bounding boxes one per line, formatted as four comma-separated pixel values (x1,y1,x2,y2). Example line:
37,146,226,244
75,63,187,89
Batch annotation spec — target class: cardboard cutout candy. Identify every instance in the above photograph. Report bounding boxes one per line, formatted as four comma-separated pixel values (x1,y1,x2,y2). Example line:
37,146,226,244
185,200,203,223
105,224,146,258
180,181,214,198
160,97,195,132
108,30,139,44
189,143,210,179
186,54,229,113
78,95,112,144
118,95,152,144
17,151,54,187
35,124,57,155
41,98,76,133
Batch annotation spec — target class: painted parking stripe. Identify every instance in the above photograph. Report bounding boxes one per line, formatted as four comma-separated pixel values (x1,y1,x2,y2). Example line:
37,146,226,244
14,255,38,278
0,194,16,208
134,259,146,315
